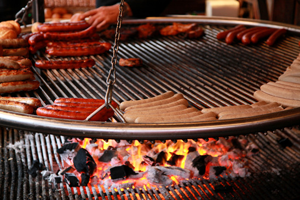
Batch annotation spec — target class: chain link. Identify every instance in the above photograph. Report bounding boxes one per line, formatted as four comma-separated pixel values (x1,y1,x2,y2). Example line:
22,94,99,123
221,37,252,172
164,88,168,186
85,0,125,121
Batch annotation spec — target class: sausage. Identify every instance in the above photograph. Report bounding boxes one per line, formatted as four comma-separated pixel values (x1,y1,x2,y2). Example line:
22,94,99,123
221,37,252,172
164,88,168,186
28,33,44,46
43,26,96,41
120,91,174,110
218,102,281,118
134,109,203,123
225,27,246,44
37,20,90,32
0,100,34,114
124,93,185,111
241,27,268,45
45,44,109,57
0,38,28,48
124,106,197,123
0,80,40,94
250,101,268,108
201,105,252,114
216,25,245,40
0,58,21,69
36,106,114,121
236,27,266,40
219,106,283,120
250,28,276,43
3,48,29,56
54,97,106,104
35,59,95,70
186,27,204,39
260,83,300,100
266,28,287,46
0,56,32,67
46,40,107,48
29,41,47,54
276,80,300,88
278,76,300,84
0,97,41,108
20,32,38,41
0,69,34,83
119,58,143,67
254,90,300,108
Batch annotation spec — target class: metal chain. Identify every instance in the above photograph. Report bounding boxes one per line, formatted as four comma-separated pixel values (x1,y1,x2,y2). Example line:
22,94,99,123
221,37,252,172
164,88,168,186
85,0,125,121
15,0,34,27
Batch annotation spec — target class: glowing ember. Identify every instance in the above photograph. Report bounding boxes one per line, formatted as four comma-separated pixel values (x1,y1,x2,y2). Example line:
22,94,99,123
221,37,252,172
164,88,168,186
51,137,257,188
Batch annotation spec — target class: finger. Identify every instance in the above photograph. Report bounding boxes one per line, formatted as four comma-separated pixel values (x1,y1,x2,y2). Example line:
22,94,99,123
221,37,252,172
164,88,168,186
81,9,98,19
96,20,110,32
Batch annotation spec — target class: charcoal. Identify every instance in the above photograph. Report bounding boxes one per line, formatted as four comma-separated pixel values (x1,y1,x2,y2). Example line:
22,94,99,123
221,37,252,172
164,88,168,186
110,165,138,181
98,150,117,163
28,160,44,178
153,166,191,179
55,176,62,184
251,148,259,153
192,155,209,175
147,166,173,186
81,173,90,186
73,148,97,175
188,147,197,153
58,166,74,175
213,166,227,176
143,155,155,166
110,166,126,180
167,154,184,166
278,138,293,148
57,142,80,154
230,138,244,150
64,173,80,187
156,151,167,165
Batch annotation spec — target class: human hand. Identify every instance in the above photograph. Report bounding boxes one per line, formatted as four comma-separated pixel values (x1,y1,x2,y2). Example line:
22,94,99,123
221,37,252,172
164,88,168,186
79,4,120,31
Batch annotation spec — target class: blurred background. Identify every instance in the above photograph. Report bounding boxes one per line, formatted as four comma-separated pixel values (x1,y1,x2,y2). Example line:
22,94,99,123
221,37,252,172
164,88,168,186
0,0,299,26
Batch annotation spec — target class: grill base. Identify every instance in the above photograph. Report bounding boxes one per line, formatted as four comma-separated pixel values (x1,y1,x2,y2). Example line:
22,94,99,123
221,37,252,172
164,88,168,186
2,126,300,199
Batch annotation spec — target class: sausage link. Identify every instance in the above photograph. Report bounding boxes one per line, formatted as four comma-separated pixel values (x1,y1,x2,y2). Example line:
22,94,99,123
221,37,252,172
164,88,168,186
241,27,268,45
35,59,95,70
0,58,21,69
29,41,47,54
236,27,266,40
0,68,34,83
250,28,276,43
0,38,28,48
265,28,287,46
0,80,40,94
0,100,34,114
47,40,101,47
45,44,108,57
3,48,29,56
54,97,105,104
28,33,44,46
43,26,96,41
216,25,244,40
37,20,90,32
225,27,246,44
0,97,41,108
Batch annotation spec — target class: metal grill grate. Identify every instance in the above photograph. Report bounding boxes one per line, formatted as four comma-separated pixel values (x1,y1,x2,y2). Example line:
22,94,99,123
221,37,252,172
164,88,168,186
1,18,300,139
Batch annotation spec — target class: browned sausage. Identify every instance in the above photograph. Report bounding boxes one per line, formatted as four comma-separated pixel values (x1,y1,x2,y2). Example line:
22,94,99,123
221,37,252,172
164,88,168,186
0,80,40,94
0,100,34,114
0,68,34,83
0,38,28,48
43,26,96,41
217,25,245,40
265,28,287,46
0,97,41,108
35,59,95,69
37,20,90,32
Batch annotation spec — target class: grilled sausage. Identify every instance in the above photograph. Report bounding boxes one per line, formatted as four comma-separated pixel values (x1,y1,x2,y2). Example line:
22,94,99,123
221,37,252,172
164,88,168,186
35,59,95,70
225,27,246,44
278,75,300,84
46,40,106,47
124,106,197,123
3,48,29,56
28,33,44,46
236,27,266,41
0,69,34,83
186,27,204,39
0,57,32,68
43,26,96,41
0,97,41,108
266,28,287,46
120,91,174,111
54,98,108,104
0,58,21,69
216,25,245,40
37,20,90,32
45,44,109,57
261,83,300,100
119,58,143,67
241,27,268,45
201,105,252,114
124,98,189,114
29,41,47,54
254,90,300,107
0,38,28,48
250,28,276,44
0,100,34,114
276,81,300,88
124,93,185,111
0,80,39,94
